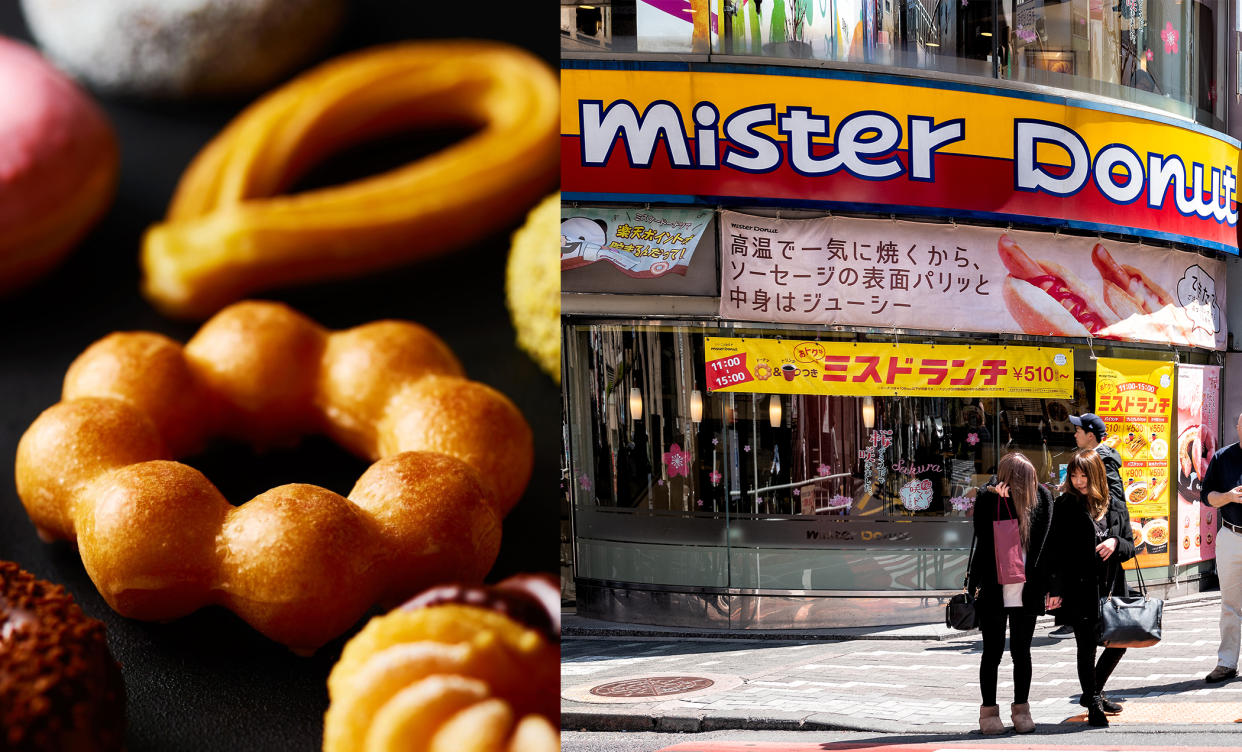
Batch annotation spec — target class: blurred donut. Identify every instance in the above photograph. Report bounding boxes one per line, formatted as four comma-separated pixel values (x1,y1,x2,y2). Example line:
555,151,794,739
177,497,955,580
19,0,344,97
0,38,116,294
0,561,125,752
506,194,561,383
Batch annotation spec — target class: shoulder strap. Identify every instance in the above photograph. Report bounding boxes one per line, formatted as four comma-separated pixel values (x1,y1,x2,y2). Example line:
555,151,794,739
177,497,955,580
1131,561,1147,596
963,530,977,590
1032,488,1055,570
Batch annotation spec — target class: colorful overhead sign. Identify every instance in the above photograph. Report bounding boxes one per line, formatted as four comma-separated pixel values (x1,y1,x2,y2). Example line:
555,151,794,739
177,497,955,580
562,62,1240,253
703,338,1074,398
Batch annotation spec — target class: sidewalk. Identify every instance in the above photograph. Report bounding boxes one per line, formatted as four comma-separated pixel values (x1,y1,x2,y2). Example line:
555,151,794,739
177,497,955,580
562,593,1242,734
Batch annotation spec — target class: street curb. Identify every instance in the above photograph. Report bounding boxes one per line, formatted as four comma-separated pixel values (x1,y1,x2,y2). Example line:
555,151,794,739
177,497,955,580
562,707,1242,735
564,592,1220,642
561,709,923,734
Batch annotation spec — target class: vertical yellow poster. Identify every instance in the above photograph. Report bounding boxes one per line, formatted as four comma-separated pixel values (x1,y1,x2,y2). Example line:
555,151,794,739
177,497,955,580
1095,358,1175,569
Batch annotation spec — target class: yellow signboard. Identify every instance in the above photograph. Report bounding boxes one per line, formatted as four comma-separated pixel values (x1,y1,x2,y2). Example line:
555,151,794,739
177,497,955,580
703,339,1073,398
1094,358,1175,569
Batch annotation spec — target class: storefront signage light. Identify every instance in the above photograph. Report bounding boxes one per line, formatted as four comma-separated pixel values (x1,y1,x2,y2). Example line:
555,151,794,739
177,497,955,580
562,63,1241,253
689,389,703,422
768,394,781,427
703,338,1074,399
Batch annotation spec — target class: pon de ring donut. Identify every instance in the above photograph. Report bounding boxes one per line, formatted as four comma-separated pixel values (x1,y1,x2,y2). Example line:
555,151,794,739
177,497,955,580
141,40,559,318
14,301,533,652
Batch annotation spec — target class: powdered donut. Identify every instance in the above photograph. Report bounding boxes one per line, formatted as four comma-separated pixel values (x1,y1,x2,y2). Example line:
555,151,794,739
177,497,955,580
19,0,344,97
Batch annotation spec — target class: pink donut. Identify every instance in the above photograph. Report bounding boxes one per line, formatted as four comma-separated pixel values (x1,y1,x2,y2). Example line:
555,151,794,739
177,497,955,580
0,38,116,294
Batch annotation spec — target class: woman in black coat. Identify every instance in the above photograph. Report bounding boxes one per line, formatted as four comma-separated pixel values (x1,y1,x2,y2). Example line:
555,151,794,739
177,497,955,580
1045,448,1136,727
968,452,1055,734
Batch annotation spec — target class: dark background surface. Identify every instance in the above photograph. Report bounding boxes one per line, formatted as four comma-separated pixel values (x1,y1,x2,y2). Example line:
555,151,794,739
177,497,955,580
0,4,555,751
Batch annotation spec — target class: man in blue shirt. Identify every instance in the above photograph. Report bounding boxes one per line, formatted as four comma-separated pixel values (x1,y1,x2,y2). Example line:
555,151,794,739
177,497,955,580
1201,412,1242,684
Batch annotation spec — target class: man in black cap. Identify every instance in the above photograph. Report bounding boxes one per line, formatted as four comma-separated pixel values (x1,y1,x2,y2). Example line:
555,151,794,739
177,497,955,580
1070,413,1125,509
1200,412,1242,684
1046,413,1126,651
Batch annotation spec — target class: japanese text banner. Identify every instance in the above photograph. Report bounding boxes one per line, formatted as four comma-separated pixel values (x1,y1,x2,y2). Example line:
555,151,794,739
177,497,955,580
561,206,712,278
719,212,1227,350
1175,364,1220,565
703,338,1073,398
1094,357,1175,569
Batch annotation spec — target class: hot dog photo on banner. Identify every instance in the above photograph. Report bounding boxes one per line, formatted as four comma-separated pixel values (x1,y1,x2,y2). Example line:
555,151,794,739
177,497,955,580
720,212,1226,351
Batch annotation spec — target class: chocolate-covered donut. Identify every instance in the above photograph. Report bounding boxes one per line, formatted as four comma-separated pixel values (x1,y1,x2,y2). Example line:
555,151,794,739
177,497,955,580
0,561,125,752
401,573,560,642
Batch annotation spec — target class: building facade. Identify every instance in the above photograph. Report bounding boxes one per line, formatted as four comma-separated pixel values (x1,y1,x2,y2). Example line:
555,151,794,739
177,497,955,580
561,0,1241,628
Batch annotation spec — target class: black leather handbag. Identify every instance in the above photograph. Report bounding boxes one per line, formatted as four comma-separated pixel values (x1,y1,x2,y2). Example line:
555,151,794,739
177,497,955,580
946,533,978,631
1097,564,1163,648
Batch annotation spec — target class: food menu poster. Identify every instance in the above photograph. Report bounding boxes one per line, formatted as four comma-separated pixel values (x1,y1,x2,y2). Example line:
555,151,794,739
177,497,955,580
716,211,1226,350
1095,357,1174,569
1176,364,1221,564
702,338,1073,398
561,206,713,278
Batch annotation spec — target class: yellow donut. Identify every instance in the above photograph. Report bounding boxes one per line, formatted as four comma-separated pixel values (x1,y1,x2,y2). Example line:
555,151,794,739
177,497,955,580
142,41,558,318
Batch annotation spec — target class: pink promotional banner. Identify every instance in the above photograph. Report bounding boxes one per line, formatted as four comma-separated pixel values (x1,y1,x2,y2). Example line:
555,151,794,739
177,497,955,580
1176,364,1222,564
719,212,1228,350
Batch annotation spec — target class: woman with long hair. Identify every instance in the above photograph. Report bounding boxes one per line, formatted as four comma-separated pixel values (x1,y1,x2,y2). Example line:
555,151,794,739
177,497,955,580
1045,448,1136,727
968,452,1055,734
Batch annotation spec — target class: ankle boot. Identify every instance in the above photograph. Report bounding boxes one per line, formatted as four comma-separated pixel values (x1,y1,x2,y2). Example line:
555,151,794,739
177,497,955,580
979,704,1005,735
1079,692,1122,714
1086,695,1109,727
1010,702,1034,733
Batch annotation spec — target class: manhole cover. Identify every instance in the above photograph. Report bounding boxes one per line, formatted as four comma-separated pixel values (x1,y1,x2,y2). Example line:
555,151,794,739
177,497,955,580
563,672,741,704
590,676,716,698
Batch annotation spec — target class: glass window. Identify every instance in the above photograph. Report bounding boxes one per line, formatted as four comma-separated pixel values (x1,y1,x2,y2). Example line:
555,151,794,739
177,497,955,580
565,319,1202,593
567,323,1101,521
562,0,1225,127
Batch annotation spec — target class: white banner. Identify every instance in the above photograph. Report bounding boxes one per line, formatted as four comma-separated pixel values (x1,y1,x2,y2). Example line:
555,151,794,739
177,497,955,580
719,212,1227,349
562,206,712,278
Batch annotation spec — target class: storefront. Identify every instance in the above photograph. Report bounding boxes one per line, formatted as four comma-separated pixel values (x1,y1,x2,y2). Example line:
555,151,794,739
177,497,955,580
561,0,1240,628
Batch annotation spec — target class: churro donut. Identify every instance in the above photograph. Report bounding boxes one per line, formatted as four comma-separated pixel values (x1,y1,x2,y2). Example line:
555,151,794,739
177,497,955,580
324,574,559,752
142,40,559,318
20,0,344,98
0,561,126,752
0,37,116,295
15,301,533,652
506,193,561,383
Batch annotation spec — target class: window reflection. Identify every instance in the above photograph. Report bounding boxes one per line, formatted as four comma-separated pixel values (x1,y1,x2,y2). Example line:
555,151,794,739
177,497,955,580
561,0,1223,126
570,324,1111,521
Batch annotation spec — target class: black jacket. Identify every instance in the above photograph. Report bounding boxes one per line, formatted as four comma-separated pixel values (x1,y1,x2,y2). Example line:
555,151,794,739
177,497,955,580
1096,443,1126,510
1046,488,1136,622
968,484,1055,615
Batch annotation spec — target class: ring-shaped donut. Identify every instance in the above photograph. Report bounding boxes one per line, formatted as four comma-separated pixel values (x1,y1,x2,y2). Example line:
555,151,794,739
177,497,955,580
141,40,558,318
14,301,533,652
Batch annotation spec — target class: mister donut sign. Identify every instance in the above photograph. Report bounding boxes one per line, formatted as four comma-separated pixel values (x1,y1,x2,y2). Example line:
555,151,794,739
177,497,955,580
562,61,1240,254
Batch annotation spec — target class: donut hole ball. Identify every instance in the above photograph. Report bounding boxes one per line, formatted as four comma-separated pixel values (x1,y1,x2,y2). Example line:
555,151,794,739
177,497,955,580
15,398,165,541
218,484,378,650
76,461,229,621
185,300,326,446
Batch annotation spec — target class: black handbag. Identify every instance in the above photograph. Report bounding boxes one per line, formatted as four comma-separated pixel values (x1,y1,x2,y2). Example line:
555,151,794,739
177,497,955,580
946,533,978,630
1096,564,1163,648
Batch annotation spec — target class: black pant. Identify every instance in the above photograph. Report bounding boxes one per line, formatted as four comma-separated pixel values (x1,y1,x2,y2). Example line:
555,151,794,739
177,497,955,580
1072,620,1126,698
979,606,1037,706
